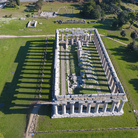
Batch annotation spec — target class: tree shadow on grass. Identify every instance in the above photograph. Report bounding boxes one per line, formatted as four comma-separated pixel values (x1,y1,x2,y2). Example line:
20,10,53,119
109,46,138,63
24,4,37,13
0,39,54,115
129,79,138,93
107,35,129,41
93,18,115,31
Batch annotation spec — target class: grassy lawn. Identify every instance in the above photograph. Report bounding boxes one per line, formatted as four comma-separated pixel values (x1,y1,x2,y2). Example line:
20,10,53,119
36,33,138,137
0,1,138,138
0,37,54,138
0,2,137,46
121,1,138,10
102,37,138,109
66,41,110,95
34,129,138,138
36,103,136,132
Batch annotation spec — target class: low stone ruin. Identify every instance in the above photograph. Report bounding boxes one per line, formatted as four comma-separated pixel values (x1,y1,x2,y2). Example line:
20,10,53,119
40,11,57,18
55,19,86,24
27,20,37,28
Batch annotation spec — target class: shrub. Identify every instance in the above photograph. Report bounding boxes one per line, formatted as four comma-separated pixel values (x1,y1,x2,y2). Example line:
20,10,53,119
128,41,135,51
120,30,126,37
131,31,137,40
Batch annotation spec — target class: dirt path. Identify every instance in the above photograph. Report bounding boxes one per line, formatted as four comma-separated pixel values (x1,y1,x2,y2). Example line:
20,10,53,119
101,35,127,46
0,35,55,38
25,102,53,138
0,34,128,46
25,103,41,138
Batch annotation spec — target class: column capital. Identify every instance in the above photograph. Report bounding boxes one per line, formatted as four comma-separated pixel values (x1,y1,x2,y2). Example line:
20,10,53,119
105,100,111,103
70,101,75,104
53,102,59,105
122,99,128,102
112,100,119,103
96,100,102,104
79,101,84,104
87,102,92,105
61,102,67,105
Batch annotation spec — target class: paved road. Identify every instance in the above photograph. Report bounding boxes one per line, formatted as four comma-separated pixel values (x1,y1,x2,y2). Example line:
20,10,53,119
60,44,66,95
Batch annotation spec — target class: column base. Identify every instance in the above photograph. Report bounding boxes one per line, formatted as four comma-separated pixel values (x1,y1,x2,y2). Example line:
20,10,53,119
51,110,124,119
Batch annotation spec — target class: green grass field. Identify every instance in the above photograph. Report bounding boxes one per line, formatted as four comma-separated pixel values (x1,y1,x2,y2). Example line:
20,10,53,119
0,1,138,138
37,103,137,132
34,129,138,138
0,37,55,138
102,37,138,109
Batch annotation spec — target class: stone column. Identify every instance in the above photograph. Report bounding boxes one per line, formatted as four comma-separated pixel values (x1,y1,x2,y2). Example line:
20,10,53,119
75,36,78,43
110,100,118,112
102,101,110,113
61,32,64,41
71,36,74,45
62,103,67,114
89,31,92,41
107,66,111,80
105,62,108,75
86,41,89,47
109,75,114,88
66,37,68,49
101,51,105,64
107,70,111,82
80,35,82,41
103,57,107,70
70,102,75,114
78,102,84,113
114,84,118,93
84,35,87,41
53,104,58,115
94,101,101,113
86,102,91,113
111,80,116,93
118,100,127,112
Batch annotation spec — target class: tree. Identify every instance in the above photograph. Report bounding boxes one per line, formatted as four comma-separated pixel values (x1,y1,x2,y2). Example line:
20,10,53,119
128,41,135,51
15,0,20,6
35,0,43,12
120,29,126,37
117,10,129,27
135,11,138,21
112,20,118,28
92,9,101,19
80,0,103,19
100,3,110,13
110,4,121,14
131,31,137,40
103,0,121,4
128,12,136,28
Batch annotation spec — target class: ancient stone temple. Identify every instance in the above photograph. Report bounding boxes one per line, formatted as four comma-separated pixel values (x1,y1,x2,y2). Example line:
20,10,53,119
52,28,128,118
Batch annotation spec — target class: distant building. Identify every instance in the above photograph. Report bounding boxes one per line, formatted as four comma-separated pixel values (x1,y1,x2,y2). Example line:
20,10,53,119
0,0,7,3
0,0,7,9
